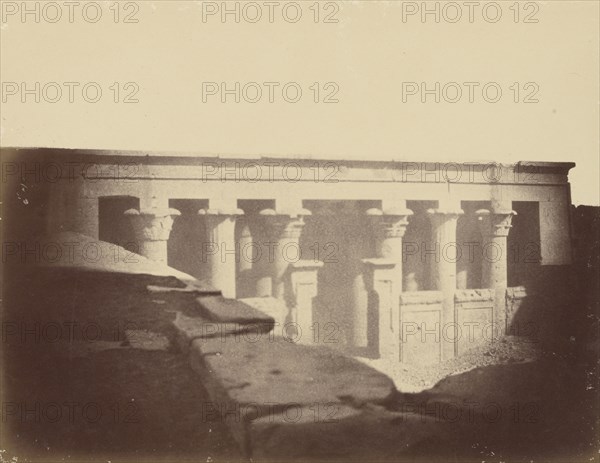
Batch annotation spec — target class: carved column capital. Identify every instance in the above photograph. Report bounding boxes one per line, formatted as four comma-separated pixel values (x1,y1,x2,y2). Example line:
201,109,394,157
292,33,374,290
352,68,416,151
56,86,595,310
124,208,181,242
366,208,413,239
258,208,311,239
426,206,464,225
250,208,311,300
476,209,517,238
476,207,517,335
198,207,244,219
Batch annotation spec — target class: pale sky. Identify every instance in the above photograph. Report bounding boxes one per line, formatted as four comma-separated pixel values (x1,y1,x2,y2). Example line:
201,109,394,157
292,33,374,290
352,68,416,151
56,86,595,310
1,0,598,205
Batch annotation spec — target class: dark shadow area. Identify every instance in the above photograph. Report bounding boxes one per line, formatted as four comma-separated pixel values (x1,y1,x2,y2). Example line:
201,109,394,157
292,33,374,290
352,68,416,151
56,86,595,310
456,200,488,290
508,201,542,288
570,205,600,359
4,261,597,462
404,200,437,292
386,204,599,462
1,265,241,461
168,198,209,279
506,202,586,350
388,357,598,462
98,196,140,253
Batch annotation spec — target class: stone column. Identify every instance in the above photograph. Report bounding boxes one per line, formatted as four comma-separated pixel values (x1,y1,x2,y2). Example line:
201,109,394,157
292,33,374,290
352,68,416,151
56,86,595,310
476,204,517,335
367,207,413,263
401,208,429,292
198,207,244,299
257,208,311,301
427,202,463,360
347,210,370,350
289,260,324,344
124,207,181,264
235,218,255,298
246,216,272,298
364,207,412,360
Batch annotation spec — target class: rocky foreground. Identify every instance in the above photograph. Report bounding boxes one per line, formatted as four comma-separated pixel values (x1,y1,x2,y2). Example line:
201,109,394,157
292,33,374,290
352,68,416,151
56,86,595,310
2,236,598,462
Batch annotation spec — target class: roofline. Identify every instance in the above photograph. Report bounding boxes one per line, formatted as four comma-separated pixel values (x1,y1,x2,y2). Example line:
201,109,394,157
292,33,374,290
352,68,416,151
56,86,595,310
0,147,576,172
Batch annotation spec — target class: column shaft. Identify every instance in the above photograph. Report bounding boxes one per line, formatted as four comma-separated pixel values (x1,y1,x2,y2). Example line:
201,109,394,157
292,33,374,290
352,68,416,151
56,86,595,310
247,218,273,297
477,207,517,334
428,204,463,360
199,208,243,299
365,207,412,360
255,208,310,300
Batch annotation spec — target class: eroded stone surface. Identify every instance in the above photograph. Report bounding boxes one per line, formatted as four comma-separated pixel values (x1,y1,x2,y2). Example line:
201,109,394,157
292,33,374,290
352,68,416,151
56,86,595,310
163,262,443,461
240,297,289,327
454,288,495,302
173,312,274,353
195,295,275,327
190,335,396,408
147,283,219,295
186,332,401,459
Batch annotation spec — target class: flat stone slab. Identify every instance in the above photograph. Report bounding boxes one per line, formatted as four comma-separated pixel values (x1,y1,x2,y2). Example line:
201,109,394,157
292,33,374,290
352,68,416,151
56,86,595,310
240,297,289,326
147,284,219,296
191,335,395,408
195,295,275,327
171,293,413,460
188,334,399,458
173,312,274,353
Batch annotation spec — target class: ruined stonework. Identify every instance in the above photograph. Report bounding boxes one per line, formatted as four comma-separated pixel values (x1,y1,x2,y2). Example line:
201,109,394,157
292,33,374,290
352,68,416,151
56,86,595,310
2,148,576,364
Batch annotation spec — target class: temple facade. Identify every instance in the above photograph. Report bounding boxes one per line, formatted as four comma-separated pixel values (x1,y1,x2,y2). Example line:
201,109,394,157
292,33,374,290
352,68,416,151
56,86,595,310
2,148,576,364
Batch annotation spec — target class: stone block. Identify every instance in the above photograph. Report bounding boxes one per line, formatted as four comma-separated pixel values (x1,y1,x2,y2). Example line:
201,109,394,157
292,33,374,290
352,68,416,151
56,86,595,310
147,283,219,296
191,335,395,407
187,334,398,458
173,312,274,354
195,295,275,328
399,291,444,365
241,297,289,328
454,289,495,354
